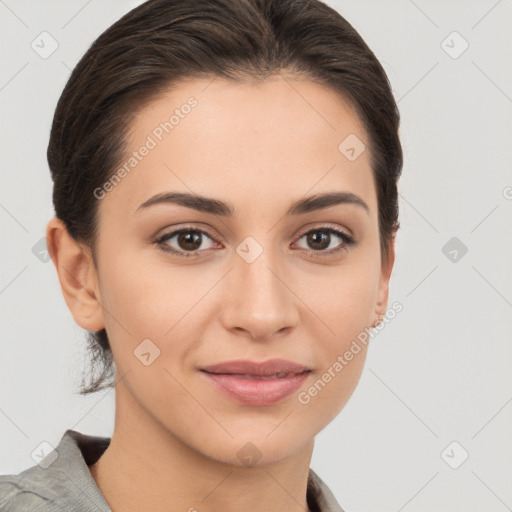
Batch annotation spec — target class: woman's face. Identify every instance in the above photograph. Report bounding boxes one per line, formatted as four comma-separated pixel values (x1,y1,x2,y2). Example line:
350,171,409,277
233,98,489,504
88,75,393,465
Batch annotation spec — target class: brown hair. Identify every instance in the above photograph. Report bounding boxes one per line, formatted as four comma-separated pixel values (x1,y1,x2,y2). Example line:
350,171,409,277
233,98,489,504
48,0,402,394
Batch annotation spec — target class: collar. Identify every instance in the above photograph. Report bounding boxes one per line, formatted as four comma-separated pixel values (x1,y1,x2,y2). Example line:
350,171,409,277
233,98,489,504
6,429,344,512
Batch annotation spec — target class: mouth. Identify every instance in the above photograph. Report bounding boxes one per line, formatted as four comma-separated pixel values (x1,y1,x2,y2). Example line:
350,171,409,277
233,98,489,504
205,372,304,379
199,359,312,405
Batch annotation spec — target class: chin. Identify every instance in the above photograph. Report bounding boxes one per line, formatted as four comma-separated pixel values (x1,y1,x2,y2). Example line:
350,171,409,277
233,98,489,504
187,418,317,468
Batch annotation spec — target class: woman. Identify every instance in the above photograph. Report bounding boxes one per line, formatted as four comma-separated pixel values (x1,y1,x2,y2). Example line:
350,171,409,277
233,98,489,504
0,0,402,510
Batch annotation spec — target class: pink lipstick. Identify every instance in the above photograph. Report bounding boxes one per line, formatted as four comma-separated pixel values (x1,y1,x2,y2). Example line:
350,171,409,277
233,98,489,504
200,358,311,406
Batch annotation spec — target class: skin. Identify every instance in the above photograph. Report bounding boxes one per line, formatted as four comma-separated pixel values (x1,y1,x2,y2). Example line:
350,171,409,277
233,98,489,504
46,73,395,512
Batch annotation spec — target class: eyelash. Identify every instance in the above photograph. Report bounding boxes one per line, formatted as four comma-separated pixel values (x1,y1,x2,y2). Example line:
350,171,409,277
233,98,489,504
154,223,356,259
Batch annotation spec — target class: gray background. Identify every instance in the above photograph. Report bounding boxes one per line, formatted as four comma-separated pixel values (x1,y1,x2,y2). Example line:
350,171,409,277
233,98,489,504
1,1,511,510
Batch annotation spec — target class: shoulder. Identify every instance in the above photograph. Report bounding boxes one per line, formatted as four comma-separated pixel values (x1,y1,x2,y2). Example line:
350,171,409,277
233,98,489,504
0,429,111,512
308,468,346,512
0,466,65,511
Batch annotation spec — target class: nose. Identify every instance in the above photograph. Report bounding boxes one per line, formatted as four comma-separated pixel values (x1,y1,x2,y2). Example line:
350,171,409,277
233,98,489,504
218,246,300,341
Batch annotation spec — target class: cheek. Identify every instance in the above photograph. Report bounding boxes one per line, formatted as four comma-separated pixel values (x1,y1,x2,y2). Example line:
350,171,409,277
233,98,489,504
297,257,378,337
296,255,377,400
300,311,370,424
97,247,221,365
310,346,369,426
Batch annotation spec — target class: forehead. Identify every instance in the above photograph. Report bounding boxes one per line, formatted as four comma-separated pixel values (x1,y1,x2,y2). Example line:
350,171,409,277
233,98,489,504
99,75,376,217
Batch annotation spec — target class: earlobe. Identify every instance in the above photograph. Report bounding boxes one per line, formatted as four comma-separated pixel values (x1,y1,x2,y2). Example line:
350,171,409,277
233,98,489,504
46,217,105,331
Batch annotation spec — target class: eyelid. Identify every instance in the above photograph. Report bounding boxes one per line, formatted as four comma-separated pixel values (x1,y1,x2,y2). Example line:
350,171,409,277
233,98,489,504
292,223,356,255
155,224,217,241
294,222,353,241
154,222,356,258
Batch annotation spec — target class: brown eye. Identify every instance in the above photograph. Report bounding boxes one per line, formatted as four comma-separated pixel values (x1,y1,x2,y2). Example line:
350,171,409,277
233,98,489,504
155,227,217,258
176,231,203,251
305,230,331,250
295,227,355,256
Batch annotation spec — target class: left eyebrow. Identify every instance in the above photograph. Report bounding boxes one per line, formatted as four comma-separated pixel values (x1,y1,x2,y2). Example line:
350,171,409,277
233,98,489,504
287,191,369,216
135,191,369,216
135,192,233,216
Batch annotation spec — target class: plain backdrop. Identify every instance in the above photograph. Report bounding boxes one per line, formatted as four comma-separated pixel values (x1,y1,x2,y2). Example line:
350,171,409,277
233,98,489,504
1,1,511,511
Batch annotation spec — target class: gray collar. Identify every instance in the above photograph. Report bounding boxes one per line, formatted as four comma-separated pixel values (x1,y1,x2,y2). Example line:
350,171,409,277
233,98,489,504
1,429,344,512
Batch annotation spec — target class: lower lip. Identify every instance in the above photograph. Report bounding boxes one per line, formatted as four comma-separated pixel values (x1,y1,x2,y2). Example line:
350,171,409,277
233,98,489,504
201,371,311,406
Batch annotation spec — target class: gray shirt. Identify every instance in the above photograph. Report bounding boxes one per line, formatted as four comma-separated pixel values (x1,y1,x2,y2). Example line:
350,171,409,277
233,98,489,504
0,430,344,511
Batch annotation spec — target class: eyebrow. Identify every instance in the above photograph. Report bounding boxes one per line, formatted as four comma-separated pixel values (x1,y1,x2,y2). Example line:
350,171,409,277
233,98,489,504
135,191,369,216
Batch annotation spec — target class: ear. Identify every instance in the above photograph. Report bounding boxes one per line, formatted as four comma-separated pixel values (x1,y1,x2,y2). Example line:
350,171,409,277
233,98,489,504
373,236,396,324
45,217,105,331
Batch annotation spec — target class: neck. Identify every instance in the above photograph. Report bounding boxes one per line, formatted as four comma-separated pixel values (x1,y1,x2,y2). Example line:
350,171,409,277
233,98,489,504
89,384,315,512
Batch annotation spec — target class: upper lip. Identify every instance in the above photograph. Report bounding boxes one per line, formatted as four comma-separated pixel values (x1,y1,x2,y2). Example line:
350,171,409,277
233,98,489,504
200,358,310,376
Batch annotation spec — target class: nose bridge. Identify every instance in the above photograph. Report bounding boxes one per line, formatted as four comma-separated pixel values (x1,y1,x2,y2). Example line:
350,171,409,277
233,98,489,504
220,236,298,339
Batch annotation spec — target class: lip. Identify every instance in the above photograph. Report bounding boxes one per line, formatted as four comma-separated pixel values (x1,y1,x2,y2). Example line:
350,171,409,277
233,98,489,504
201,358,310,376
200,358,311,406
